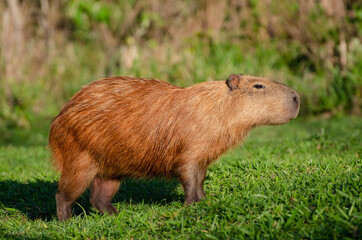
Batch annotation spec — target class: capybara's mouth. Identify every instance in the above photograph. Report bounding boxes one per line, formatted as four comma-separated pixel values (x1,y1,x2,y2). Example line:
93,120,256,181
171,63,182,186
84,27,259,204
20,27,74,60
285,110,299,123
290,112,299,121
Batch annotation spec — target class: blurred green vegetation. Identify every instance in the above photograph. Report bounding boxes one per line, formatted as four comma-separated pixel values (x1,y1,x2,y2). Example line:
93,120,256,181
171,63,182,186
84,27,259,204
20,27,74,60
0,0,361,133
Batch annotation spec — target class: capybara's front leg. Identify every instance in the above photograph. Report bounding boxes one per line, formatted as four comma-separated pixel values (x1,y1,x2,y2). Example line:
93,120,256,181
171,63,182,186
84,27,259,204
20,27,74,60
180,164,205,205
197,168,207,200
90,177,120,215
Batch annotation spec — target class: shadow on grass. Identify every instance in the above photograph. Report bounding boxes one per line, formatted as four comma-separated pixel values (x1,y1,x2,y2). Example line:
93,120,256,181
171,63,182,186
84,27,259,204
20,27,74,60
0,178,181,221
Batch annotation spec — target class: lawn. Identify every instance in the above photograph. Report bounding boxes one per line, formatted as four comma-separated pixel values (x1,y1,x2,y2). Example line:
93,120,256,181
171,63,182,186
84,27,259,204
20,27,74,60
0,116,361,239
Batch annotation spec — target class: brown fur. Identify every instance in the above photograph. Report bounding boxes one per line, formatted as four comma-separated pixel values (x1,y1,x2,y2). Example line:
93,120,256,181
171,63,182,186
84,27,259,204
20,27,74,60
49,74,300,221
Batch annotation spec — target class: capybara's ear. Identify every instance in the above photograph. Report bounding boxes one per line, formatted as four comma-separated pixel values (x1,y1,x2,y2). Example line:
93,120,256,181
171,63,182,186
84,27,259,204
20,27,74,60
226,74,241,91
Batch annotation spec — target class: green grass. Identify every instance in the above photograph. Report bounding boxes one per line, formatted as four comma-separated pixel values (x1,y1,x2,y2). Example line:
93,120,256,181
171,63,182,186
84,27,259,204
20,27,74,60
0,116,361,239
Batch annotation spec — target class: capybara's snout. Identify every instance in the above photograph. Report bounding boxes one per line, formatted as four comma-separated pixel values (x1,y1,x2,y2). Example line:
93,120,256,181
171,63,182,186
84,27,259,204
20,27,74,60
271,88,300,125
288,90,300,120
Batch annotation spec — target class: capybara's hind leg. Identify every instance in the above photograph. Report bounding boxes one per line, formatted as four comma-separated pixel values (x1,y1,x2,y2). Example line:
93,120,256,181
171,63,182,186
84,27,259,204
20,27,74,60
90,177,120,215
56,191,72,221
56,152,97,221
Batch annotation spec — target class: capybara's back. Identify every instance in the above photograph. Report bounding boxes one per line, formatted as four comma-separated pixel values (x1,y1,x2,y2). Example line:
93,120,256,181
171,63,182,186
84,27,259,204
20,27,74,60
49,75,300,221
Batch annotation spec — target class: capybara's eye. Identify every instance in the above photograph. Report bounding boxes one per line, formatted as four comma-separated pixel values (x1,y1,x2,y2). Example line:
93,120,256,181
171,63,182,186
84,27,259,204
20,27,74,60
253,84,265,89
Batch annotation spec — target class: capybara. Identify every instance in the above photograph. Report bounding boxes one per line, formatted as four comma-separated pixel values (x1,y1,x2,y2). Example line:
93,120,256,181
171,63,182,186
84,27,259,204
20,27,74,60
49,74,300,221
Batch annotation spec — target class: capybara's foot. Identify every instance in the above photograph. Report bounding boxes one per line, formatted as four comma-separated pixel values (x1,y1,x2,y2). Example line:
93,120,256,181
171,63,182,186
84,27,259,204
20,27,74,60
95,203,118,215
184,194,203,206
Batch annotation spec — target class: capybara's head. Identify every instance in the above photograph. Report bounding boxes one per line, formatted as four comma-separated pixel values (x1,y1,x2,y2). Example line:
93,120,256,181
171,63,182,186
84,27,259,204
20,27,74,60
226,74,300,126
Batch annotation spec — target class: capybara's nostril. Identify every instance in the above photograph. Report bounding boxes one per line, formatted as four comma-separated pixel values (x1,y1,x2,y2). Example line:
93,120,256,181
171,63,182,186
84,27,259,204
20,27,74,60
293,95,299,104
